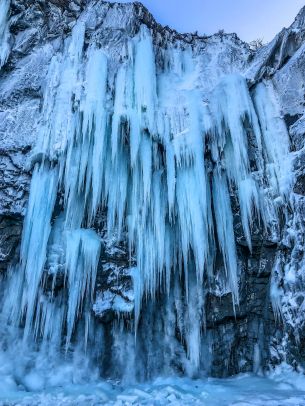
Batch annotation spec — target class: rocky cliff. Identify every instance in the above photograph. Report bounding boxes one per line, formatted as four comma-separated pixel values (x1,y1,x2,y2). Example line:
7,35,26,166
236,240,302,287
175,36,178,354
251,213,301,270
1,0,305,382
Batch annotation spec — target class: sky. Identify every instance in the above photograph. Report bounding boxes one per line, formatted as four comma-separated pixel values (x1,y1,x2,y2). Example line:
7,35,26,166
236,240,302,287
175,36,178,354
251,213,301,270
109,0,305,43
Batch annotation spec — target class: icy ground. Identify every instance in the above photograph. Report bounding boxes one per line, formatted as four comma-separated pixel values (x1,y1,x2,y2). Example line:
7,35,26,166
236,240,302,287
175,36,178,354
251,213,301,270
1,366,305,406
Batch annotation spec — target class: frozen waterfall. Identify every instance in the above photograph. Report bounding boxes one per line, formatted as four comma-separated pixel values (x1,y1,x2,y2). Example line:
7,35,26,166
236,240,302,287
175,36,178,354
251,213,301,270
0,19,292,386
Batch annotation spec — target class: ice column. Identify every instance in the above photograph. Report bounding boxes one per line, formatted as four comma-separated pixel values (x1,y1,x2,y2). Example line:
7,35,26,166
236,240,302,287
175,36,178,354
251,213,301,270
253,81,292,197
0,0,10,68
65,229,101,348
20,163,59,338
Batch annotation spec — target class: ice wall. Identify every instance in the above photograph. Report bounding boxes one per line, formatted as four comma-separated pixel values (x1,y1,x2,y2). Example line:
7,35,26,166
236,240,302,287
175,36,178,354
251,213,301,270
0,17,292,383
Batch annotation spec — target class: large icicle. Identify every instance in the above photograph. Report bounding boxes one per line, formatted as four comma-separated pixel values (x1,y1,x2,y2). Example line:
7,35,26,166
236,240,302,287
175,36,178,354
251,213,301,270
210,74,263,251
63,45,108,227
134,25,157,135
174,90,210,287
253,81,292,197
210,74,262,175
212,167,239,303
20,163,59,337
0,0,10,68
65,229,101,348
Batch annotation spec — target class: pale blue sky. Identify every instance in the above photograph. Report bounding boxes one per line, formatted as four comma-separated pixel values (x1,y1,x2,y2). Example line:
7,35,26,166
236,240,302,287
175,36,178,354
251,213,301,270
109,0,305,43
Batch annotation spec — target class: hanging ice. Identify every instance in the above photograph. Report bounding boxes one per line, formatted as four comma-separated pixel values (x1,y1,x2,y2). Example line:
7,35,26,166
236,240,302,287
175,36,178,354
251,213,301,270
65,229,101,348
252,81,292,197
209,74,264,251
134,25,157,135
63,45,108,226
0,19,293,380
212,167,239,302
19,163,59,338
0,0,10,68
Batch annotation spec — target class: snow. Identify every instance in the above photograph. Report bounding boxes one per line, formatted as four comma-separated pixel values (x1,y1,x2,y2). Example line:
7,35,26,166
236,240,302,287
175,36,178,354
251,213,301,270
0,367,305,405
93,288,134,316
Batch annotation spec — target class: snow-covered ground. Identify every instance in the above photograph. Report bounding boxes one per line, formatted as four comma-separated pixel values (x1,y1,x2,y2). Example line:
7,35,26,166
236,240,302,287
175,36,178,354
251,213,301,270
1,365,305,406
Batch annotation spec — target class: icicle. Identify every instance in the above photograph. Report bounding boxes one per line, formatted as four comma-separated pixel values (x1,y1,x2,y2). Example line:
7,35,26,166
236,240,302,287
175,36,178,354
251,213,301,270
0,0,10,68
270,253,284,321
34,295,66,348
210,74,262,174
134,25,157,135
210,74,263,251
174,90,209,286
57,42,108,227
237,176,260,251
51,21,85,156
111,64,129,161
186,269,204,372
212,167,239,304
79,46,108,220
20,163,59,337
163,116,176,217
33,19,86,167
65,229,101,349
252,81,292,197
106,144,129,238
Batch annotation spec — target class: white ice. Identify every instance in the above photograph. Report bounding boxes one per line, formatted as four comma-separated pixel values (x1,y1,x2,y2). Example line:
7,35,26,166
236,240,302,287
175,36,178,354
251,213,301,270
0,0,10,68
0,365,305,405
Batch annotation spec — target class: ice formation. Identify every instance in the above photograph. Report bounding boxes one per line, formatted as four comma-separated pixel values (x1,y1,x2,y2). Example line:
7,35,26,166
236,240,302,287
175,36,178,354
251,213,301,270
0,0,10,67
0,12,292,389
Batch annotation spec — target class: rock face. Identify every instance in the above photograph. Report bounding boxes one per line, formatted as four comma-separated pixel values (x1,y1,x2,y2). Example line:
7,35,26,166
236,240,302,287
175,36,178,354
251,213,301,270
1,0,305,382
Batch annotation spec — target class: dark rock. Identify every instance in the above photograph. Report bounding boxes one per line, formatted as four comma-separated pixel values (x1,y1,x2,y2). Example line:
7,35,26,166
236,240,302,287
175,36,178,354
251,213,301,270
294,173,305,195
0,215,23,272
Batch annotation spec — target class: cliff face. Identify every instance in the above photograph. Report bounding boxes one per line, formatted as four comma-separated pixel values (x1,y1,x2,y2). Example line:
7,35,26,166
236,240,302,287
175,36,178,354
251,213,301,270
1,0,305,382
